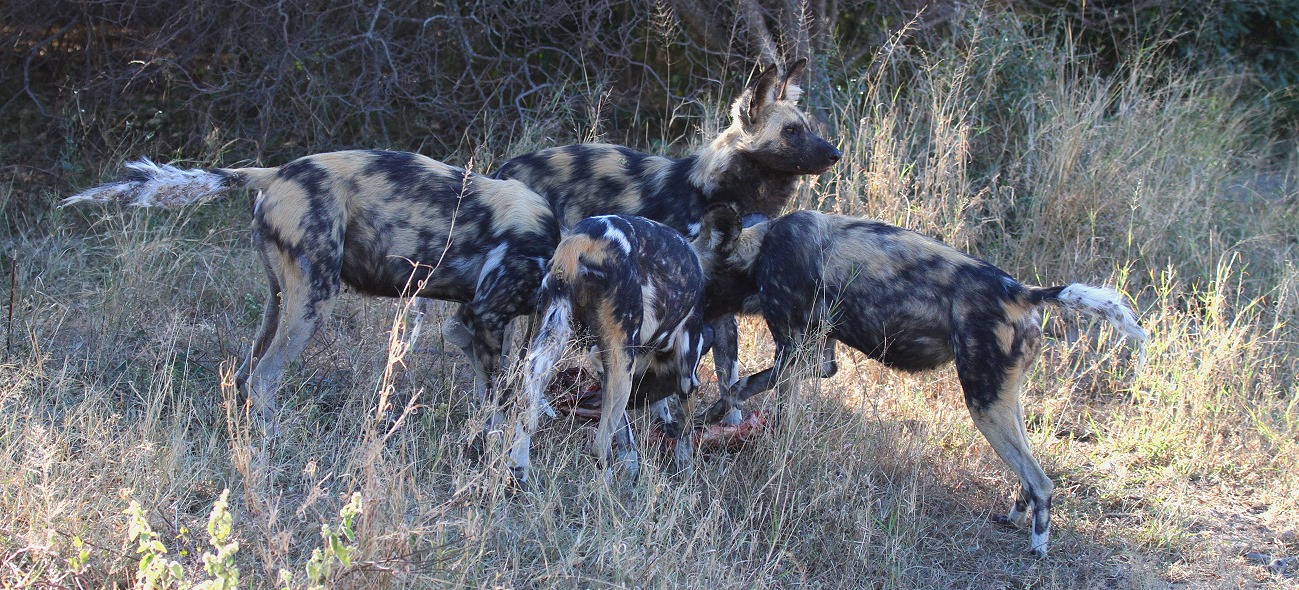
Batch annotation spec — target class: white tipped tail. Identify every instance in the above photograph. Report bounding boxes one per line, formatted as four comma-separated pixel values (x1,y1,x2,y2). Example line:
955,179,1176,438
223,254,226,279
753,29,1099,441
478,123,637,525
508,287,573,482
524,290,574,419
61,158,237,209
1056,284,1149,367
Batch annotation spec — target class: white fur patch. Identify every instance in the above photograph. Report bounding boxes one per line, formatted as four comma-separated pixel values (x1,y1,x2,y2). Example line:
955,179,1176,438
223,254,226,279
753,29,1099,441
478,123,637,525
1058,283,1149,367
525,294,574,416
61,158,231,209
676,328,702,393
474,243,509,291
639,281,660,345
1030,529,1050,558
598,218,633,255
649,398,674,425
783,83,803,104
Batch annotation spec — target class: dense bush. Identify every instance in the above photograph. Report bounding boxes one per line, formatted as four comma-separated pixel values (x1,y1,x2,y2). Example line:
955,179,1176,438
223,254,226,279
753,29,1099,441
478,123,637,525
4,0,1295,176
2,0,854,170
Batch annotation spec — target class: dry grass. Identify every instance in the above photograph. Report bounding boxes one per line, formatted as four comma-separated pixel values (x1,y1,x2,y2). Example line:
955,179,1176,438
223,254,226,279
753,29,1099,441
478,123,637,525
3,17,1298,590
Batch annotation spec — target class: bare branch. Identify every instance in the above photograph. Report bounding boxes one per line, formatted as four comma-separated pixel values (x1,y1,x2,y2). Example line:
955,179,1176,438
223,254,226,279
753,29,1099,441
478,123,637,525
22,17,80,118
739,0,779,65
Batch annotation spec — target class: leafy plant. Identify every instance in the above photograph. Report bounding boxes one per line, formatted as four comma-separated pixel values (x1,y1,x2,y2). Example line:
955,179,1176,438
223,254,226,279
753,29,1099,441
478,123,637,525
299,492,364,590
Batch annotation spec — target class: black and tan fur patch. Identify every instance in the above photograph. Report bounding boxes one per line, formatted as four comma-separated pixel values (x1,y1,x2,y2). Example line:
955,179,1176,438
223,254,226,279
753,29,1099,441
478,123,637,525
700,209,1148,557
517,213,731,481
496,59,840,235
64,150,560,429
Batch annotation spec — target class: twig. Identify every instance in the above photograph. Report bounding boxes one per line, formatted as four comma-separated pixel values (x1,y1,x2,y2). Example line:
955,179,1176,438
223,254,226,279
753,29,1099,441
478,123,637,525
6,253,15,362
22,17,80,118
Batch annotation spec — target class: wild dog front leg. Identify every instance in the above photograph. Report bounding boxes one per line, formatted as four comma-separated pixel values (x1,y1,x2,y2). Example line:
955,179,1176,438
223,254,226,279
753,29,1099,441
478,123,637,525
698,332,838,424
456,304,505,407
648,396,694,475
462,255,545,444
705,315,745,425
639,334,704,474
455,252,545,398
698,361,780,424
508,356,548,485
611,410,640,483
701,286,838,424
670,323,705,473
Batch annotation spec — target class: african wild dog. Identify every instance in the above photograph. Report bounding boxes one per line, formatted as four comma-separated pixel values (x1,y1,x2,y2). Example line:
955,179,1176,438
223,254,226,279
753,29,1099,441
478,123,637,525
699,209,1148,557
496,58,839,232
497,57,841,411
62,150,558,433
514,208,740,483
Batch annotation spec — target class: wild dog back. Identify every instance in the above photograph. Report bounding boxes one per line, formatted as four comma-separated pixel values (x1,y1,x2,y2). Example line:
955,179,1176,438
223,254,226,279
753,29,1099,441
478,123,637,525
518,214,712,481
252,150,557,302
496,59,840,235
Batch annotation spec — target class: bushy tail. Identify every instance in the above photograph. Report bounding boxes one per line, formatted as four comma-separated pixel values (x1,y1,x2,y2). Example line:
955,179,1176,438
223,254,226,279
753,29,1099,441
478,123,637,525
523,279,576,419
1042,283,1149,367
60,158,271,209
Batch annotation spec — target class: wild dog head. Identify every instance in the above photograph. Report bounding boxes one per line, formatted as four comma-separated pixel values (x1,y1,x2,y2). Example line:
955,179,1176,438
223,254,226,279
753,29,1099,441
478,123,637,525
729,58,841,175
691,58,842,217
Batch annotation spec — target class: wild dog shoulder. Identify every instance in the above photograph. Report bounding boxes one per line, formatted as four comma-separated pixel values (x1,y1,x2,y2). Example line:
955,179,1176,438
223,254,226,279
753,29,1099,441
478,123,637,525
472,177,557,239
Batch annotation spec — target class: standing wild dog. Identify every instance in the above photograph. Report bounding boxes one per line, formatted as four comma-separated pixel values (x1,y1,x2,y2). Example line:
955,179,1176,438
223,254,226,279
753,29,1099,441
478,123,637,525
497,57,841,411
515,209,739,483
699,209,1148,557
62,150,558,433
496,59,840,231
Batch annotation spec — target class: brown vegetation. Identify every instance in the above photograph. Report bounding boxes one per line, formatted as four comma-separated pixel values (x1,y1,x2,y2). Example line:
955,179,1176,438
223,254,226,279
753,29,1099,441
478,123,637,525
2,4,1297,589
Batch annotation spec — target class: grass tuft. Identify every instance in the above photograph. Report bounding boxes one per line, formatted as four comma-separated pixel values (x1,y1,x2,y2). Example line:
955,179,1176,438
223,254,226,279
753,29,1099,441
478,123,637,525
2,11,1297,589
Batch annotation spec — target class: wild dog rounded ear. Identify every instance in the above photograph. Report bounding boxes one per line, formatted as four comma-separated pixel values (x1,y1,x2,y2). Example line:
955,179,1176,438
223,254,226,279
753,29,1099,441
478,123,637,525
700,203,742,256
777,57,808,103
746,62,783,123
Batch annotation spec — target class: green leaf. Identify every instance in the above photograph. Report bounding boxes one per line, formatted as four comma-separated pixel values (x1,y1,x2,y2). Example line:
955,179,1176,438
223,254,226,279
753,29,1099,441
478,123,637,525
330,536,353,568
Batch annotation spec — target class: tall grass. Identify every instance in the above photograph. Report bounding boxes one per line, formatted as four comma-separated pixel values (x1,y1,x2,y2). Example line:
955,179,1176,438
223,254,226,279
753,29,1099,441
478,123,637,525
3,12,1297,589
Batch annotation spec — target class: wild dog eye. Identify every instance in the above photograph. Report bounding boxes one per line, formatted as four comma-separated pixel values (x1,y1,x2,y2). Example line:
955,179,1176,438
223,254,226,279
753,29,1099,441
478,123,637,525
782,125,800,137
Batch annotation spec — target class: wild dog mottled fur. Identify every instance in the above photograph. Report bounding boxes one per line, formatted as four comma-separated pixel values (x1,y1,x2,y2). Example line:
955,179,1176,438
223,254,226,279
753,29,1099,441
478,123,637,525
700,209,1148,557
497,59,839,233
63,150,559,431
497,58,841,404
515,210,739,482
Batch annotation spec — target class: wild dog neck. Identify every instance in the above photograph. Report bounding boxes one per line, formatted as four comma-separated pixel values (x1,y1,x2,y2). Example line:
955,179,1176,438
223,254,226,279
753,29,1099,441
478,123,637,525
700,220,769,320
689,148,805,219
706,154,794,218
